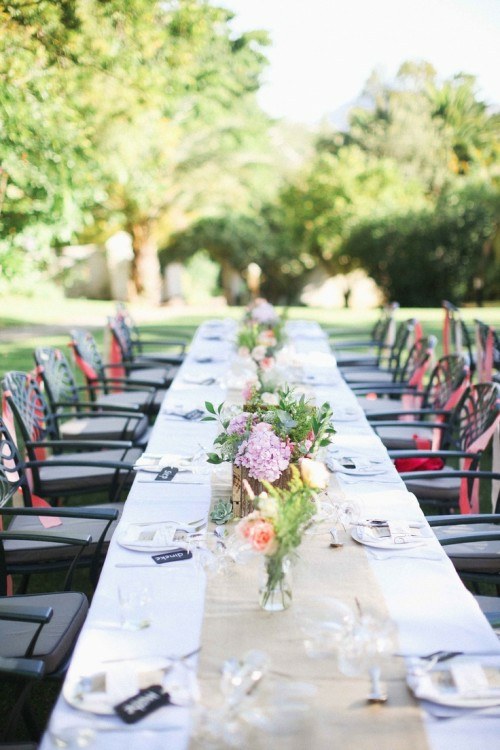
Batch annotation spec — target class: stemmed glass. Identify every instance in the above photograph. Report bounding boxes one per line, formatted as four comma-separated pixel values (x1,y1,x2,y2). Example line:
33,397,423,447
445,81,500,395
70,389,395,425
337,609,397,703
192,650,268,748
296,596,356,659
325,496,361,544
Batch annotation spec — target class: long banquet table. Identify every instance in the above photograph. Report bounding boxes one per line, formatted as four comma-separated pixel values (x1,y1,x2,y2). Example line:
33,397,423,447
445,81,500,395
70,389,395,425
42,318,500,750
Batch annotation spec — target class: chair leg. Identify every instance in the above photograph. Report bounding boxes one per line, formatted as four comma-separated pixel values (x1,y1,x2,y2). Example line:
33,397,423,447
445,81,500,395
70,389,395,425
17,573,31,594
22,700,41,741
2,681,36,742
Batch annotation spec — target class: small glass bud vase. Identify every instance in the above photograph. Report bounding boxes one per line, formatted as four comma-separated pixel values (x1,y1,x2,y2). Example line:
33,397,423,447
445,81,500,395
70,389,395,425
259,555,292,612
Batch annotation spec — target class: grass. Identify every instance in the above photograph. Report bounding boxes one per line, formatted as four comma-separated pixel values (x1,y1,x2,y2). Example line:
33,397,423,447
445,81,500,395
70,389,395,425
0,294,498,738
1,293,499,377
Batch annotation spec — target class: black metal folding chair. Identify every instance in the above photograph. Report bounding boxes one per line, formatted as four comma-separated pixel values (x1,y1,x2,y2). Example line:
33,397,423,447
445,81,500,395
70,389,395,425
69,329,164,416
2,371,140,505
0,415,120,592
34,347,150,446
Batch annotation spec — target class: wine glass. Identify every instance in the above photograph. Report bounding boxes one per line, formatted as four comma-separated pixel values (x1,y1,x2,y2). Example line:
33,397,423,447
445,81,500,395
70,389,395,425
296,596,355,659
337,609,396,702
191,651,268,748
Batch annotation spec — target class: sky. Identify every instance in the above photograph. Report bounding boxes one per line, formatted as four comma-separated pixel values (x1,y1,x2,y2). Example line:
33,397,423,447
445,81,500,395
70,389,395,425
219,0,500,125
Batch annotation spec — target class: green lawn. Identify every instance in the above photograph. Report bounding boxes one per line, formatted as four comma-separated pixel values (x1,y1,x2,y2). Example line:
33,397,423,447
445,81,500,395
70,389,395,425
1,293,499,378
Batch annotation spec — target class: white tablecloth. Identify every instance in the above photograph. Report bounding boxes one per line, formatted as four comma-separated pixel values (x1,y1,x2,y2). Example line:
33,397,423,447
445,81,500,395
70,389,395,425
41,318,500,750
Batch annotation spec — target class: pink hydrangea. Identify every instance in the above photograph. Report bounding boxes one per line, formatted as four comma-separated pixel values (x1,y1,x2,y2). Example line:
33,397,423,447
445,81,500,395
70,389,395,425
227,412,253,436
250,301,278,325
235,422,291,482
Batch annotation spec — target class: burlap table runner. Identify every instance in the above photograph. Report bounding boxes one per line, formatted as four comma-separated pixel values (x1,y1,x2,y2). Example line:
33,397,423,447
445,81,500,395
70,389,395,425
190,523,429,750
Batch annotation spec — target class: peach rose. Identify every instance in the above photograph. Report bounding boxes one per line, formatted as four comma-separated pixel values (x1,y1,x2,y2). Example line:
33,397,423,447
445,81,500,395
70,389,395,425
249,520,278,555
259,356,275,370
235,511,261,539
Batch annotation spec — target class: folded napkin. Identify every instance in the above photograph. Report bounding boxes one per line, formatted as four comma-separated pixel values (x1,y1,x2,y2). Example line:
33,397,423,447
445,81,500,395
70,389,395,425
121,522,181,547
134,453,194,471
71,658,169,712
332,407,363,422
182,374,216,385
355,520,429,548
327,456,389,474
394,456,445,473
407,657,500,708
162,408,206,421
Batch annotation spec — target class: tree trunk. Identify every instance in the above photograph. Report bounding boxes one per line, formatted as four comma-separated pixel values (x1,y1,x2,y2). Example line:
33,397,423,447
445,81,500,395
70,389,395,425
128,220,162,303
220,258,242,305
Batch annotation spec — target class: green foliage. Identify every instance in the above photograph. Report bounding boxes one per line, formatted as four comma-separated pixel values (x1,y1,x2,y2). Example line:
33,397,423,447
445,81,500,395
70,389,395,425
280,144,427,272
276,62,500,304
343,181,500,306
0,0,274,297
257,388,334,455
162,207,309,304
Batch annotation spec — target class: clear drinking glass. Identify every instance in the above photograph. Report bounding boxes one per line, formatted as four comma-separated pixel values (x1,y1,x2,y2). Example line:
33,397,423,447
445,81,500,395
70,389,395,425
117,583,152,631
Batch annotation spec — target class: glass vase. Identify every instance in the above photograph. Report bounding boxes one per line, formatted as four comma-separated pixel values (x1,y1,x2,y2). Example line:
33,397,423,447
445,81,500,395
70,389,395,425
259,555,292,612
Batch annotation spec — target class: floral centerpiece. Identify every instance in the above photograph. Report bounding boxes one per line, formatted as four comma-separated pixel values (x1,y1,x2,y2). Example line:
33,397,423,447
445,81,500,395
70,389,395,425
243,298,281,327
236,299,287,368
236,463,327,611
204,386,334,516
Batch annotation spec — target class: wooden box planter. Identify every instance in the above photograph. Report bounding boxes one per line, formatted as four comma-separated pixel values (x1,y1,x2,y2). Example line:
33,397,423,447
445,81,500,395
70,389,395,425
231,465,293,518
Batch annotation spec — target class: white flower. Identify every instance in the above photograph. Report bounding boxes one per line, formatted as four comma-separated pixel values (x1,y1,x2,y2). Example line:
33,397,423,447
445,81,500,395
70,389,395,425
261,391,279,406
251,345,267,362
257,331,277,347
258,494,279,519
300,458,330,490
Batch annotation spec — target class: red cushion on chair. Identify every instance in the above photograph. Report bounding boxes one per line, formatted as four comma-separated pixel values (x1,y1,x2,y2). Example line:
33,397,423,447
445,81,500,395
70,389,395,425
394,457,445,473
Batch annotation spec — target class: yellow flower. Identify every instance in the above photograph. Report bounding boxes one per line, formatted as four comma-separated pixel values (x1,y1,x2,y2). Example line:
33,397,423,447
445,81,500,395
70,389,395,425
299,458,329,490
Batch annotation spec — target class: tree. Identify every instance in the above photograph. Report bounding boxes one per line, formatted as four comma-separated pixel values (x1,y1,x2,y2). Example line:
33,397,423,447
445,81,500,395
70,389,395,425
1,1,275,301
343,181,500,306
279,144,426,273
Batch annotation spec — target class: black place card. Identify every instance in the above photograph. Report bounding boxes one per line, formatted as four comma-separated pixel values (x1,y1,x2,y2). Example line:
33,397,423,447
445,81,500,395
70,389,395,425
183,409,205,421
195,357,213,364
114,685,171,723
154,466,179,482
152,548,193,565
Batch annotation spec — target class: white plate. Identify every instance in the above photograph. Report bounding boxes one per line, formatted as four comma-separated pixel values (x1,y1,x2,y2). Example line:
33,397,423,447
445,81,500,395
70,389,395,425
351,525,429,550
116,522,194,552
326,457,390,476
407,661,500,708
332,409,362,423
63,656,194,714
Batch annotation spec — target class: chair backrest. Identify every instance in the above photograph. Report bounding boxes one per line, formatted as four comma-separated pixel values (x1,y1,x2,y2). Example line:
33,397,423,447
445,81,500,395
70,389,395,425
370,301,399,341
108,314,135,363
395,335,436,388
34,347,80,410
385,318,417,376
116,302,143,353
1,372,59,450
442,301,475,372
474,319,500,383
68,330,109,395
446,382,500,513
448,382,500,454
423,354,470,411
0,414,32,509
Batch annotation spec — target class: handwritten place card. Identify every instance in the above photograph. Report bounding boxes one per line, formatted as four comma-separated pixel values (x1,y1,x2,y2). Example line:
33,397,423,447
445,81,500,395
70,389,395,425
154,466,179,482
114,685,170,723
152,548,193,565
